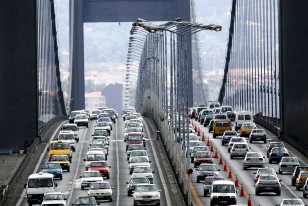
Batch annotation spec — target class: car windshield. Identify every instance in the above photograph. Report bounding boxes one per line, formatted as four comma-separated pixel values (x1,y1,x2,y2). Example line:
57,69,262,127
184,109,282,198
195,152,211,158
126,128,142,133
97,122,108,127
75,197,96,204
90,144,104,149
93,130,109,136
134,167,152,173
128,145,144,150
83,172,101,177
253,129,265,133
271,147,287,153
193,147,209,152
131,157,148,163
258,168,275,174
43,163,61,169
281,157,298,163
199,165,217,171
89,161,108,167
127,123,140,127
62,125,78,131
188,142,203,147
234,144,247,148
99,117,111,122
215,115,226,119
87,154,104,161
28,178,53,188
225,131,237,136
50,143,69,150
90,182,110,189
131,178,150,184
135,185,158,192
300,172,308,176
216,122,230,127
75,115,87,119
260,175,278,180
43,194,64,200
231,138,243,142
270,142,284,148
91,110,100,114
127,136,142,141
282,199,304,205
51,155,68,161
212,184,235,193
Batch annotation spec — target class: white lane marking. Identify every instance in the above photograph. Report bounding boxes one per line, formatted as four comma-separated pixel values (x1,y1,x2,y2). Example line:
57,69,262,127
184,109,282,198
116,122,120,206
281,181,300,199
16,122,66,206
144,122,171,206
67,126,88,204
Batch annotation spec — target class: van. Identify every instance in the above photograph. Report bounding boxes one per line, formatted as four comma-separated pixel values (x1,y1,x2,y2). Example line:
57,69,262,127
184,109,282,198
208,101,220,109
24,172,57,205
48,140,72,162
213,119,232,138
210,180,237,206
235,111,253,131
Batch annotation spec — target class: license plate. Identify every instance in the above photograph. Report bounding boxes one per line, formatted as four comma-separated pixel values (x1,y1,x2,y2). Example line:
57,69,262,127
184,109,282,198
220,201,228,203
265,187,273,190
255,137,261,140
287,165,293,167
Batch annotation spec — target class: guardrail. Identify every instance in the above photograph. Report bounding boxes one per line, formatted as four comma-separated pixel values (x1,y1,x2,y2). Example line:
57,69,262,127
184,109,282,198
0,116,67,205
254,115,280,137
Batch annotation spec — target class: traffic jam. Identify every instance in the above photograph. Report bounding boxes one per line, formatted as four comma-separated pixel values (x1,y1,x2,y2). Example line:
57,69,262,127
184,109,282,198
185,101,308,206
23,107,161,206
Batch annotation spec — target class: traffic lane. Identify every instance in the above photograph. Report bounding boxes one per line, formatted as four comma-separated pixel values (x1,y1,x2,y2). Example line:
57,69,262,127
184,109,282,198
193,120,308,205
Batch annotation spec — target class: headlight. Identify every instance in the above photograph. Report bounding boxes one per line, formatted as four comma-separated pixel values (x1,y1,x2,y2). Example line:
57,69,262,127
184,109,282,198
134,195,142,199
153,193,160,198
27,195,32,198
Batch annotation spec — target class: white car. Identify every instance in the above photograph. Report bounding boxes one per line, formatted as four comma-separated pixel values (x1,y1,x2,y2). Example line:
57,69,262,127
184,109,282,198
97,117,113,130
95,122,111,132
243,152,265,169
89,110,100,120
61,123,79,142
88,182,113,202
131,166,154,184
230,143,250,159
58,130,76,151
249,128,267,143
129,156,151,174
80,171,103,190
278,156,300,174
126,119,143,127
133,184,160,206
128,150,149,162
228,137,247,152
41,192,66,206
74,114,89,127
276,199,305,206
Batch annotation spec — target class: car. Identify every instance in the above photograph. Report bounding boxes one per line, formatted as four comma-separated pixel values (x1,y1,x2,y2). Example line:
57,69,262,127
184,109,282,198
125,132,144,150
203,175,224,196
303,179,308,198
278,156,300,174
88,182,113,202
239,122,256,137
84,151,106,170
69,110,81,123
213,119,232,138
184,140,204,157
234,111,253,131
88,161,111,179
41,192,66,206
253,167,277,183
203,113,214,127
228,137,247,152
220,105,233,114
129,156,151,174
102,109,117,123
296,171,308,190
93,129,110,137
97,117,113,130
267,142,285,157
127,144,144,159
80,171,104,190
72,196,98,206
249,128,267,143
243,152,265,169
49,155,70,172
41,162,63,179
124,127,143,140
61,123,79,142
230,143,250,159
213,107,221,114
190,146,210,163
196,163,220,183
133,184,161,206
48,140,72,162
74,114,89,127
131,166,154,184
210,180,237,206
128,150,149,162
127,119,143,128
255,174,281,195
268,147,290,163
222,130,238,146
126,177,151,196
213,114,228,120
89,110,100,120
199,109,213,124
276,198,305,206
292,166,308,186
94,122,111,133
58,130,76,151
193,151,213,168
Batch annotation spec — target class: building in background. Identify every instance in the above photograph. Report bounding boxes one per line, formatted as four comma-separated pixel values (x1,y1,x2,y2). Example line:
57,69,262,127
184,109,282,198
101,83,123,113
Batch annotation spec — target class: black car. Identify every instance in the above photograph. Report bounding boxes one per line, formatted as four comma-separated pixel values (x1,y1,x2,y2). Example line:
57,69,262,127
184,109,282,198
204,114,214,127
266,142,285,157
226,111,236,121
208,120,214,133
291,166,308,186
126,177,150,196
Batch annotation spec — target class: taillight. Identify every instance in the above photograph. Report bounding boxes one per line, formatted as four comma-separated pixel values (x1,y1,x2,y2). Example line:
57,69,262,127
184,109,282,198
246,148,250,151
259,158,263,160
232,149,235,151
246,158,250,160
283,153,289,156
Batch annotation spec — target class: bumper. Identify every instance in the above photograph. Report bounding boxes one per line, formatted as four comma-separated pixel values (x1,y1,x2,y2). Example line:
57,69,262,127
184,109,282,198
243,162,265,168
256,186,281,193
279,165,297,172
27,194,44,204
134,199,160,205
89,193,112,200
250,136,266,141
211,197,236,205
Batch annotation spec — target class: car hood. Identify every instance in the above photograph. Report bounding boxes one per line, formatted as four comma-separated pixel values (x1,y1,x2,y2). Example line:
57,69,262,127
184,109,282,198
197,171,219,175
132,173,153,178
134,191,159,196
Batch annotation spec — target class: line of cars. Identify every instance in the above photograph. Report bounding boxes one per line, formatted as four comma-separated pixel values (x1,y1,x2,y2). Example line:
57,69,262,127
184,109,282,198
123,112,161,206
191,105,308,205
23,107,119,206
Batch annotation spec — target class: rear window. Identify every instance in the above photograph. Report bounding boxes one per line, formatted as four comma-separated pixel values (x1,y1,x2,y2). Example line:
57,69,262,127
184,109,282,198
127,136,142,141
238,115,244,120
245,115,252,120
216,122,230,127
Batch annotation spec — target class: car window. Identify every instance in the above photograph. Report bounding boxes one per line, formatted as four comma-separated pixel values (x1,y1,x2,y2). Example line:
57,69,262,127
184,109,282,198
212,185,235,193
135,185,157,192
238,115,244,120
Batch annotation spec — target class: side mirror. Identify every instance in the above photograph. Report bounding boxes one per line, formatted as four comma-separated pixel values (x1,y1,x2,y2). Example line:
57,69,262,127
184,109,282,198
126,182,129,184
83,159,86,161
149,160,151,163
24,184,27,188
152,171,155,173
47,148,50,151
109,166,111,168
128,161,130,163
55,183,58,187
279,179,282,182
158,190,161,192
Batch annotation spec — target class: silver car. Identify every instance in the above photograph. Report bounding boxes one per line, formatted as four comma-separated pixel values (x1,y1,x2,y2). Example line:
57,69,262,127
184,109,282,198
243,152,265,169
230,143,250,159
255,174,281,196
228,137,247,152
253,167,277,183
278,156,300,174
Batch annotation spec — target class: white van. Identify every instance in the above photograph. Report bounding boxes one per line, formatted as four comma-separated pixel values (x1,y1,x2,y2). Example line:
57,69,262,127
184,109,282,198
24,172,57,206
235,111,253,131
208,101,220,109
210,180,237,206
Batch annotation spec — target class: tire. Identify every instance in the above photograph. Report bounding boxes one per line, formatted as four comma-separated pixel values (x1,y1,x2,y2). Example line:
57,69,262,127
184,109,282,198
292,179,296,186
204,191,207,197
107,174,110,179
134,201,137,206
255,190,260,196
213,134,216,139
210,200,214,206
86,124,88,128
269,159,272,164
230,155,233,159
60,175,62,180
296,186,300,191
304,193,307,198
194,164,196,168
278,169,282,174
109,198,112,202
81,186,84,190
250,140,252,143
191,157,194,163
28,203,33,206
67,167,70,172
276,191,281,196
264,140,267,144
243,166,247,170
197,179,200,183
127,191,131,196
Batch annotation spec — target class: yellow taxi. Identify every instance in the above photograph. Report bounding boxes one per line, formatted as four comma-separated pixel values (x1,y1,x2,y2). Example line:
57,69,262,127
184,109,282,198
50,154,71,172
239,122,256,137
48,140,72,162
213,119,232,138
296,171,308,190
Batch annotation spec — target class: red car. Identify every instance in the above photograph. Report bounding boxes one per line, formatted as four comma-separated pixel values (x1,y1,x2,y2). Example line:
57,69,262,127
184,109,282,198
193,151,213,168
88,161,111,179
125,132,143,150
